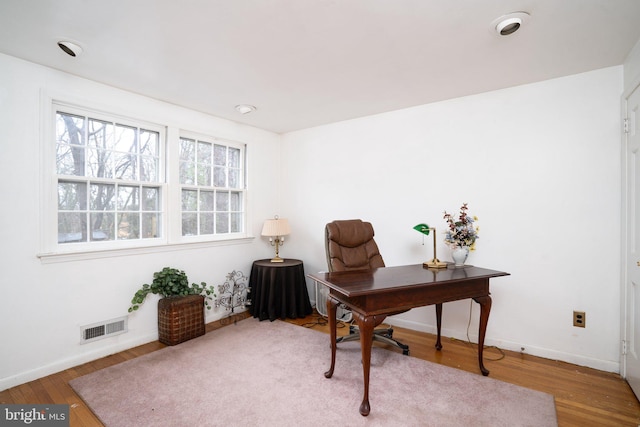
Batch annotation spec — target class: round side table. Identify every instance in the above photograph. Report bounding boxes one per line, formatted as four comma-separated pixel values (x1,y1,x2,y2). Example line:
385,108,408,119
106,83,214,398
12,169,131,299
248,259,313,321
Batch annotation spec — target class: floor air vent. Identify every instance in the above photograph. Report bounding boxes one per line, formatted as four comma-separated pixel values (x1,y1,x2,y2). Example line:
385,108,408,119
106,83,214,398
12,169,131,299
81,317,127,344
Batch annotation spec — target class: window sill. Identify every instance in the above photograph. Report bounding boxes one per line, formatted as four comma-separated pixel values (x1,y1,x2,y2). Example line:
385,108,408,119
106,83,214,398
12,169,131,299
37,237,255,264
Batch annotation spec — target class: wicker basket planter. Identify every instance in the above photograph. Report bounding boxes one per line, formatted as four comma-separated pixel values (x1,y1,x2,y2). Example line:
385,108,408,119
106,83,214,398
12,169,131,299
158,295,205,346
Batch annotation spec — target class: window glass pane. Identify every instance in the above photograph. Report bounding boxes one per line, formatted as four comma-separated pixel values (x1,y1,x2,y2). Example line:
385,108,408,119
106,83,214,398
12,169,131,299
231,212,243,233
56,113,87,176
114,152,137,180
87,119,113,150
200,190,214,211
114,124,137,153
90,183,115,210
142,187,159,211
228,169,239,188
87,148,113,178
58,212,86,243
58,181,87,210
90,212,114,241
118,186,139,211
229,147,240,168
182,189,197,211
198,163,211,186
142,213,161,238
118,212,139,239
216,213,229,233
200,213,214,235
214,144,226,166
198,141,212,164
182,213,197,236
140,156,157,182
214,166,226,187
216,191,229,211
56,144,84,176
180,161,195,185
180,138,195,161
56,113,85,146
230,191,241,211
140,129,158,157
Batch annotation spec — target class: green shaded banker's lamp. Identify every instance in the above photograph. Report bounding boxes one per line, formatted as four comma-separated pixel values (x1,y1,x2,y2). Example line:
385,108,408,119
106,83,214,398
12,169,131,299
413,223,447,269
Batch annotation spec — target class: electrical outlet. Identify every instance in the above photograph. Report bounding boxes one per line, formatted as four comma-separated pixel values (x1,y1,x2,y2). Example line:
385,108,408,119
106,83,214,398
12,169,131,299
573,311,586,328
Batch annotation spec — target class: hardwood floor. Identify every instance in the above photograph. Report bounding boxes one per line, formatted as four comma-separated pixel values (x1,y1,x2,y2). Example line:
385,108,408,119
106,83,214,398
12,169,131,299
2,311,639,426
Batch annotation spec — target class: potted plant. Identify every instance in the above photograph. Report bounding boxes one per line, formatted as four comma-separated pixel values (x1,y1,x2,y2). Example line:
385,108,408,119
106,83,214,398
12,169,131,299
128,267,216,345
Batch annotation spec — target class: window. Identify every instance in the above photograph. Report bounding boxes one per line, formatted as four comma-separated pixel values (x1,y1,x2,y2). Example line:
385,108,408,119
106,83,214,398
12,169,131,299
47,102,248,257
55,109,163,245
179,136,245,237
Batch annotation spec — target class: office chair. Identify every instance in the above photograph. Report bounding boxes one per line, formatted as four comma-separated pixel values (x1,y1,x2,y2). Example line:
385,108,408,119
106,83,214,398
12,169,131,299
325,219,409,355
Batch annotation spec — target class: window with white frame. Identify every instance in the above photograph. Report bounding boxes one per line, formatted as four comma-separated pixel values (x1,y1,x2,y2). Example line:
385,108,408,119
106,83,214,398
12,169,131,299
55,109,163,244
179,136,245,236
48,103,248,257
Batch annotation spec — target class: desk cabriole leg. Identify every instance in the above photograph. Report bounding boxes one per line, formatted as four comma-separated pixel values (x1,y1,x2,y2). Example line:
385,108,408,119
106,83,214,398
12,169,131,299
355,312,374,416
474,295,492,376
324,296,338,379
435,303,443,350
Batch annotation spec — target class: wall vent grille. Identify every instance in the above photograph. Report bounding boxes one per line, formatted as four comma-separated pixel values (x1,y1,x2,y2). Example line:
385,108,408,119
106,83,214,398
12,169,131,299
81,317,127,344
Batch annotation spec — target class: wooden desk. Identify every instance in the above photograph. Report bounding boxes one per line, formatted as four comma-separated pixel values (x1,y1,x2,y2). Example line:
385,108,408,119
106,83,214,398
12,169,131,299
308,264,509,416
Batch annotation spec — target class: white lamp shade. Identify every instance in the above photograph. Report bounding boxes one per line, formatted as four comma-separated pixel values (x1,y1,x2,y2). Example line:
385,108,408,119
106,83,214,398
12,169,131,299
261,218,291,237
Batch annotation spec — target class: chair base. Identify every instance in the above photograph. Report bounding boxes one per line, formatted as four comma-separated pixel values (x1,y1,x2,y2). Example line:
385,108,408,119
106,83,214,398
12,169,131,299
336,324,410,355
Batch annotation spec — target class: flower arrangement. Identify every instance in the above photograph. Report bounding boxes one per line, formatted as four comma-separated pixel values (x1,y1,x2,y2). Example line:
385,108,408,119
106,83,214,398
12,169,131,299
443,203,479,250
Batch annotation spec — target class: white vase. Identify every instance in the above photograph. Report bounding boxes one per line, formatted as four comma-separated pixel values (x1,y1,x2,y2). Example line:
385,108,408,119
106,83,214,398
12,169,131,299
451,246,470,266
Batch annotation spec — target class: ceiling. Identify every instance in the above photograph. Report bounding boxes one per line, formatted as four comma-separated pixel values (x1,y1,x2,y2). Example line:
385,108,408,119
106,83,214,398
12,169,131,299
1,1,640,134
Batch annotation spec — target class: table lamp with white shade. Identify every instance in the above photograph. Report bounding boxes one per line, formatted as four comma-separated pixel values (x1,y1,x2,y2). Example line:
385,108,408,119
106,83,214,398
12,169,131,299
261,216,291,262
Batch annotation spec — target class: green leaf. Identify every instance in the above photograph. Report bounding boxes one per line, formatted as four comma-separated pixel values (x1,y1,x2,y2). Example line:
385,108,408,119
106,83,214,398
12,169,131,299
128,266,210,313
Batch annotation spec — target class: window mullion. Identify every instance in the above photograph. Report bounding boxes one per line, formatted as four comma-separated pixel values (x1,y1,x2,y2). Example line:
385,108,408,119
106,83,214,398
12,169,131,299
165,127,181,243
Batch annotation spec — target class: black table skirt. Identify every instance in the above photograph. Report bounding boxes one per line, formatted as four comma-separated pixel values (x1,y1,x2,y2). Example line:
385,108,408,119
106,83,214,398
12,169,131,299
248,259,313,321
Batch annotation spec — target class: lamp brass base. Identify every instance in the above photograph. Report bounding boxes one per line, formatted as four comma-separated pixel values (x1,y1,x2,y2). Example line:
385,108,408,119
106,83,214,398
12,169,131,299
270,256,284,263
424,258,447,269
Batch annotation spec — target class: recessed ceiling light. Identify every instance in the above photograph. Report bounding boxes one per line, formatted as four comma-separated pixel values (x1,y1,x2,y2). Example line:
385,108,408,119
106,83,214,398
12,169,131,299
57,40,83,57
490,12,530,36
496,18,521,35
235,104,257,114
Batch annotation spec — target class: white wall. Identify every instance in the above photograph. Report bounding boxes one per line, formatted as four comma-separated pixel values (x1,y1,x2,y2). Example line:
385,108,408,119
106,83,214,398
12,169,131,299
0,53,281,390
624,38,640,91
0,51,627,391
281,66,623,372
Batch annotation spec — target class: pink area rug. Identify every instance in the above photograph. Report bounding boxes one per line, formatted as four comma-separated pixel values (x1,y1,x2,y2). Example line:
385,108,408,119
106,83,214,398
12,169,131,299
70,318,557,426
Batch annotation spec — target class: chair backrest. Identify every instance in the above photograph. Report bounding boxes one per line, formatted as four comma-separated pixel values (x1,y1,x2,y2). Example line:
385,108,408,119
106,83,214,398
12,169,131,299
325,219,385,272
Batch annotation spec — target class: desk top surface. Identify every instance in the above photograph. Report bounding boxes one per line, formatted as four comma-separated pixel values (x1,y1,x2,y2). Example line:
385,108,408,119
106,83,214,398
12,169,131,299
308,264,509,297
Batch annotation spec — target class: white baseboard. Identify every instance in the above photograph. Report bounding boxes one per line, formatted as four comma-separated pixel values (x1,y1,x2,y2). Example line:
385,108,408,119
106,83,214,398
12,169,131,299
0,333,158,392
1,309,251,392
385,317,620,374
